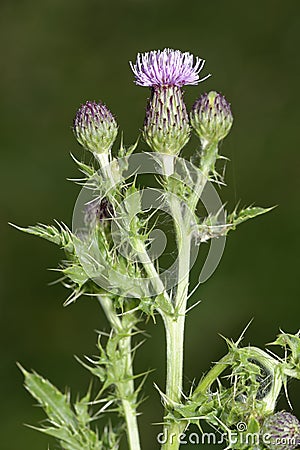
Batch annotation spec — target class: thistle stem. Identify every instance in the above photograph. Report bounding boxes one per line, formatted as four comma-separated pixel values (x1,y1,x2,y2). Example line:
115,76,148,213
161,194,192,450
199,140,219,178
98,296,141,450
159,159,212,449
192,354,231,401
161,312,188,450
117,335,141,450
134,238,173,311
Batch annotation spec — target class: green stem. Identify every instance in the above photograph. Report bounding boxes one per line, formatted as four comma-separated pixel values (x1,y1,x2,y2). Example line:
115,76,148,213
134,237,173,313
199,140,219,178
118,334,141,450
159,148,217,449
163,314,185,403
161,322,190,449
161,194,192,450
188,141,218,213
192,354,231,401
98,296,141,450
160,313,188,450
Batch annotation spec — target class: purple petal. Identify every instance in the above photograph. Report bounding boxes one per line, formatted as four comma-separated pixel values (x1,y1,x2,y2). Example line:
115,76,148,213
130,48,210,87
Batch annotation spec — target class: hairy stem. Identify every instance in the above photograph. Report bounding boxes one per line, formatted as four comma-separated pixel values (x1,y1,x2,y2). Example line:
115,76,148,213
98,296,141,450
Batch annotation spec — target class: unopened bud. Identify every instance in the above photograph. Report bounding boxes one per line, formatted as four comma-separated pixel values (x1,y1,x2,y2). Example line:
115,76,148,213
261,411,300,450
190,91,233,143
73,101,118,154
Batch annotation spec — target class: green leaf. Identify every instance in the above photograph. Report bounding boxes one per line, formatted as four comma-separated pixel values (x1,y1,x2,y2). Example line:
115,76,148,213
37,427,82,449
74,391,92,427
117,134,139,158
11,222,74,252
197,206,274,242
270,331,300,379
19,364,120,449
19,365,77,429
70,153,97,178
228,205,275,229
63,263,89,286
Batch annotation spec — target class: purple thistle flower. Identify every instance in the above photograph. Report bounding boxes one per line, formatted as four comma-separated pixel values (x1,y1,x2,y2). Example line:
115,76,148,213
261,411,300,450
73,101,118,154
130,48,209,87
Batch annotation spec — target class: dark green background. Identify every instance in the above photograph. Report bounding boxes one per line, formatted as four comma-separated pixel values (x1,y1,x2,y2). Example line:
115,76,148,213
1,0,300,448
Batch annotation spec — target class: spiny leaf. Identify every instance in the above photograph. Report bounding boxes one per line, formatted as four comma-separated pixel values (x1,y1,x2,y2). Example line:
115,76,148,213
20,364,120,449
33,426,82,449
228,205,275,228
70,153,97,178
11,222,74,252
34,424,108,450
19,364,77,428
63,262,89,286
74,390,92,427
117,134,139,159
197,205,274,242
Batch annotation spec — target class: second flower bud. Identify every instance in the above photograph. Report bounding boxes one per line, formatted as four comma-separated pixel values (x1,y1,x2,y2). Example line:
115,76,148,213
190,91,233,144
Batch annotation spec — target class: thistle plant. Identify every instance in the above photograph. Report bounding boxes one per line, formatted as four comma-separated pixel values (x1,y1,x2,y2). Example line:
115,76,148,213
14,48,300,450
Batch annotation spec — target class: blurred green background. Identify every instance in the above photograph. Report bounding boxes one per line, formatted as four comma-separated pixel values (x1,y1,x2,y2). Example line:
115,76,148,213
1,0,300,448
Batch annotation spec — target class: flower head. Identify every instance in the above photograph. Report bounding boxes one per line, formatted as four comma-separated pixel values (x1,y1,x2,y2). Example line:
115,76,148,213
143,86,190,155
190,91,233,143
130,48,208,87
261,411,300,450
73,101,118,154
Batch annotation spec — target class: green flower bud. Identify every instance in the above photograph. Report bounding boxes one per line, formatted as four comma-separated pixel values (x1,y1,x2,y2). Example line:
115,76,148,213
73,101,118,154
190,91,233,143
261,411,300,450
143,86,190,155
